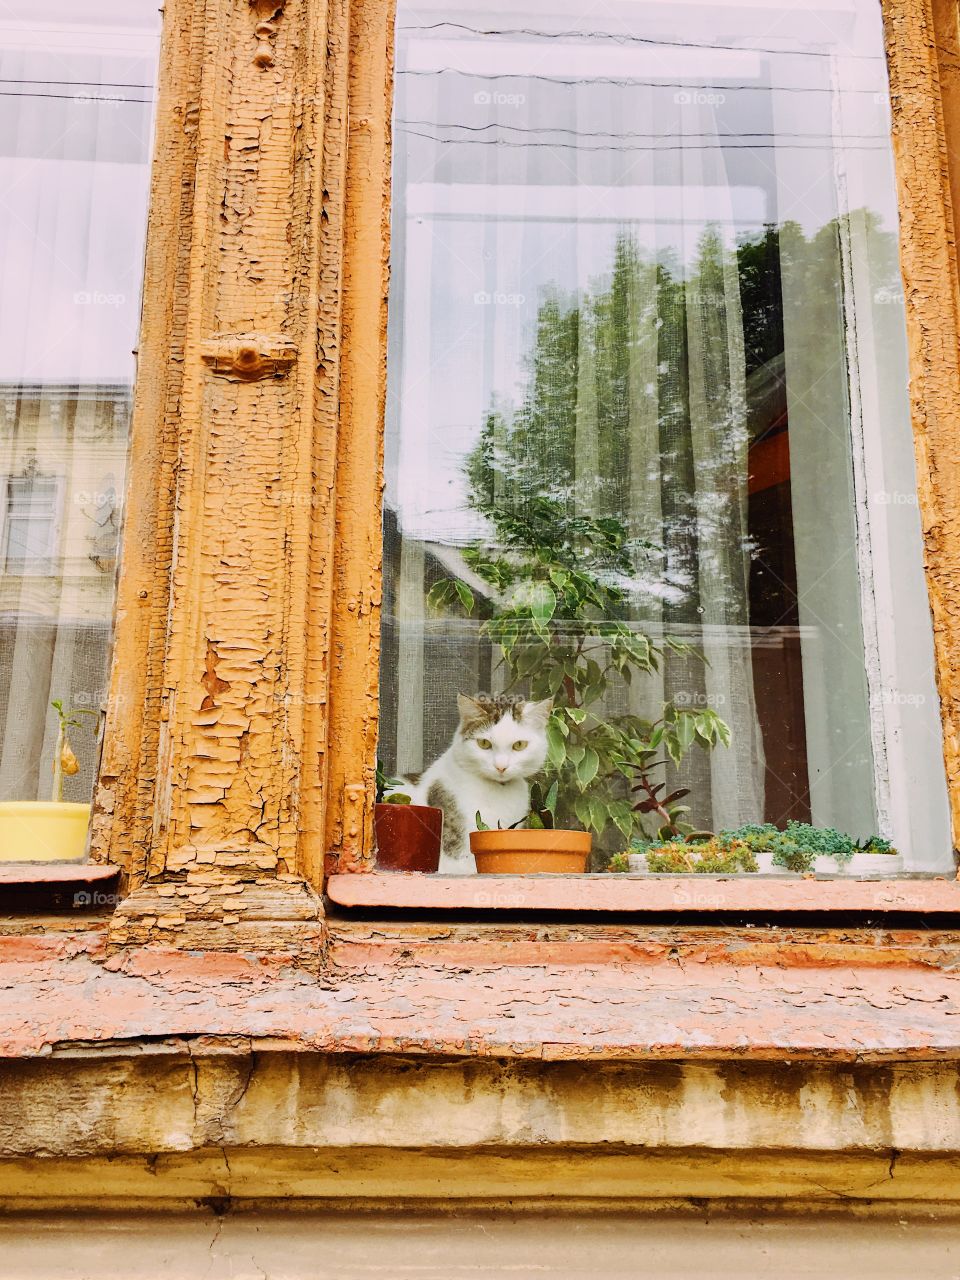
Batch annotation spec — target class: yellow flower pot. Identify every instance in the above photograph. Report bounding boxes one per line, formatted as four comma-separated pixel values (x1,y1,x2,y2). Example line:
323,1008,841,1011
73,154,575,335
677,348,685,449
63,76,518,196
0,802,90,863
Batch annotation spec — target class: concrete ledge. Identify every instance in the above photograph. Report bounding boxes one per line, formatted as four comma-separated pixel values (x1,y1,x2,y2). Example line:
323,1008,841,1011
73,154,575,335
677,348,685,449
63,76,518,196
2,1052,959,1182
2,1209,960,1279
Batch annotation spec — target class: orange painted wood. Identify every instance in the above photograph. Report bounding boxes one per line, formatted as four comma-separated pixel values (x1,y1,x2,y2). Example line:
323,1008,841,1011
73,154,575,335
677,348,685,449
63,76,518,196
326,873,960,914
0,863,119,885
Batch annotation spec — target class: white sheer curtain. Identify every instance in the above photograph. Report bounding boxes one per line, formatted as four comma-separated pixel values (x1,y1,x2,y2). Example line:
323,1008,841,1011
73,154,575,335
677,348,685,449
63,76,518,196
0,4,159,801
382,0,952,864
383,9,766,831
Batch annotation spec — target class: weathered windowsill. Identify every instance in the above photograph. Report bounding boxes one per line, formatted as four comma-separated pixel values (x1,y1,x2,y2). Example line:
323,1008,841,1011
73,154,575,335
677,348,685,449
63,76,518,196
0,862,120,914
326,872,960,916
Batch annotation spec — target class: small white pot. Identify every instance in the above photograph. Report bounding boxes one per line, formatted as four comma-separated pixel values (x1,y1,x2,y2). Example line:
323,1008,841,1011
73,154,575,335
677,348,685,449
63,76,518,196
814,852,904,877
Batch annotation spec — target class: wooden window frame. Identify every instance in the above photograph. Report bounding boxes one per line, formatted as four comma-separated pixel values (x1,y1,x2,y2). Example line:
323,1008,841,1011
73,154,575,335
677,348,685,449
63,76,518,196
91,0,960,952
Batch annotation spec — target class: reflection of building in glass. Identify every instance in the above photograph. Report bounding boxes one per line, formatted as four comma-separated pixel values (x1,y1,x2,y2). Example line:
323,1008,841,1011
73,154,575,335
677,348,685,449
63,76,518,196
0,382,129,802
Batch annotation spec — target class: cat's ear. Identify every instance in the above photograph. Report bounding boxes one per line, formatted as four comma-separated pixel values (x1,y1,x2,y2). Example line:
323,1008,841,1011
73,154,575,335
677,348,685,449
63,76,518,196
523,697,553,727
457,693,488,731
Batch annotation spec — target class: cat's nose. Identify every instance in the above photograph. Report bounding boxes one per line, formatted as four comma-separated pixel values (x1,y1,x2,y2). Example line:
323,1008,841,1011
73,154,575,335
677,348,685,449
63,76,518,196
495,762,507,774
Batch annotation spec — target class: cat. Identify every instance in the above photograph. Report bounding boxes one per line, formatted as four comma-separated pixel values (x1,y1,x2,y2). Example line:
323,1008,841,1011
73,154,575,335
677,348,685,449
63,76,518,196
392,694,553,874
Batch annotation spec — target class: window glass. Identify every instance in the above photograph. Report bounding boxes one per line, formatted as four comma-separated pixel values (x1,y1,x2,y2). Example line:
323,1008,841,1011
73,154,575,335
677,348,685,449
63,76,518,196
381,0,951,873
0,1,160,804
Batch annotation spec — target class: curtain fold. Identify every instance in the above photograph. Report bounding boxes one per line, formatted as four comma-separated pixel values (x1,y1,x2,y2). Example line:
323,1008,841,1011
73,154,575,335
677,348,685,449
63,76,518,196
383,20,768,834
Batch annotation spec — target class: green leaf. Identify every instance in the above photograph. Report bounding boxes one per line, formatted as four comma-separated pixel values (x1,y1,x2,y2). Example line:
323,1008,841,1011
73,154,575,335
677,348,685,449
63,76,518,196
567,744,586,766
609,801,635,838
512,580,557,624
426,580,457,613
676,713,696,753
573,794,592,830
454,581,475,613
588,796,608,836
576,747,600,789
546,719,567,768
566,706,587,725
544,780,559,814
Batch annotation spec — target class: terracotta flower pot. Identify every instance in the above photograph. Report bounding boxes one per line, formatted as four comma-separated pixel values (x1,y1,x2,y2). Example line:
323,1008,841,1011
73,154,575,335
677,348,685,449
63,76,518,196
374,802,443,872
469,828,592,874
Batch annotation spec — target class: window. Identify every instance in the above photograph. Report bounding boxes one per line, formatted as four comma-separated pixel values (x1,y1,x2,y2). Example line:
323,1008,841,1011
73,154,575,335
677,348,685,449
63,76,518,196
378,0,952,875
0,2,160,809
2,470,61,575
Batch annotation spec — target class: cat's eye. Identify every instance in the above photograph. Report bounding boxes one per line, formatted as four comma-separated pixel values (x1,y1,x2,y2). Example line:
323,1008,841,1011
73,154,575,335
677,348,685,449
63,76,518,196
512,741,527,752
476,738,492,750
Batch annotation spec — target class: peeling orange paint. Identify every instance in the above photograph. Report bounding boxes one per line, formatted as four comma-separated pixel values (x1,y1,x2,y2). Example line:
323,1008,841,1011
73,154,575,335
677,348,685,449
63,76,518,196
88,0,960,955
883,0,960,846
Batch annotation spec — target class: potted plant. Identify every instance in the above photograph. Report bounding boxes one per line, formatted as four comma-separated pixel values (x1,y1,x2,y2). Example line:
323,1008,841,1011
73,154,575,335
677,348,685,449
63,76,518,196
619,822,902,877
373,763,443,873
0,700,96,863
428,495,730,864
470,781,592,874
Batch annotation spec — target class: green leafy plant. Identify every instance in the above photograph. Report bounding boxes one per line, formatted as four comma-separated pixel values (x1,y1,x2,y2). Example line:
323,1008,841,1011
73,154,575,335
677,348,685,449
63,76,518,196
427,496,730,848
644,837,758,875
475,780,560,833
721,821,896,872
622,822,898,874
375,761,411,805
50,700,96,803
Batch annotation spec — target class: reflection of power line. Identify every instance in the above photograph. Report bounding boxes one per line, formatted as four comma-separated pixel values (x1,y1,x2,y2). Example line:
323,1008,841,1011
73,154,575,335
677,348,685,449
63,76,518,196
397,22,884,61
0,78,154,88
400,118,887,142
398,68,889,95
0,90,152,102
399,127,889,152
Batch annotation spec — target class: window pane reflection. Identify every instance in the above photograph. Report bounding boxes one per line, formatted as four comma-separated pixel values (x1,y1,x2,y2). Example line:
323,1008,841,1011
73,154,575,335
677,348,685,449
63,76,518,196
380,0,951,871
0,2,160,803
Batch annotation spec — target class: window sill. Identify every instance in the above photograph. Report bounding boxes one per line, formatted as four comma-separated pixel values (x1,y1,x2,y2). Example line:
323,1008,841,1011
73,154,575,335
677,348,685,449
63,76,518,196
0,862,120,913
326,872,960,916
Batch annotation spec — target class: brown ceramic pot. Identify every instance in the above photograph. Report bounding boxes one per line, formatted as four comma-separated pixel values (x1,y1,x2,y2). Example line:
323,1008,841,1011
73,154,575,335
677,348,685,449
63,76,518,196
374,802,443,872
469,828,592,874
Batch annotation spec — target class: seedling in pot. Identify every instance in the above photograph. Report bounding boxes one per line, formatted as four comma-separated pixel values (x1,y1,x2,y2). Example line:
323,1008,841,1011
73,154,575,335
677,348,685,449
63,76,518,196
50,699,96,802
375,761,412,805
475,780,560,833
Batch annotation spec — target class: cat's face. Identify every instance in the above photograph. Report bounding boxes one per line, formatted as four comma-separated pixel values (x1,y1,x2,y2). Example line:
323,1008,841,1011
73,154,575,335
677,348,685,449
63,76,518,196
454,694,552,784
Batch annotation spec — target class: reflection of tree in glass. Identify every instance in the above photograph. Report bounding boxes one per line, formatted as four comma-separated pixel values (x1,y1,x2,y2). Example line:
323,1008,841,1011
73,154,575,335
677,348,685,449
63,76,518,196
428,213,899,849
431,232,737,849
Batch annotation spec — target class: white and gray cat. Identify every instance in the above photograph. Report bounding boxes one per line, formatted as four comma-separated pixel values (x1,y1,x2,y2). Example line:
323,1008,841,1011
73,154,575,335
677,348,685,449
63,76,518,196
393,694,552,874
